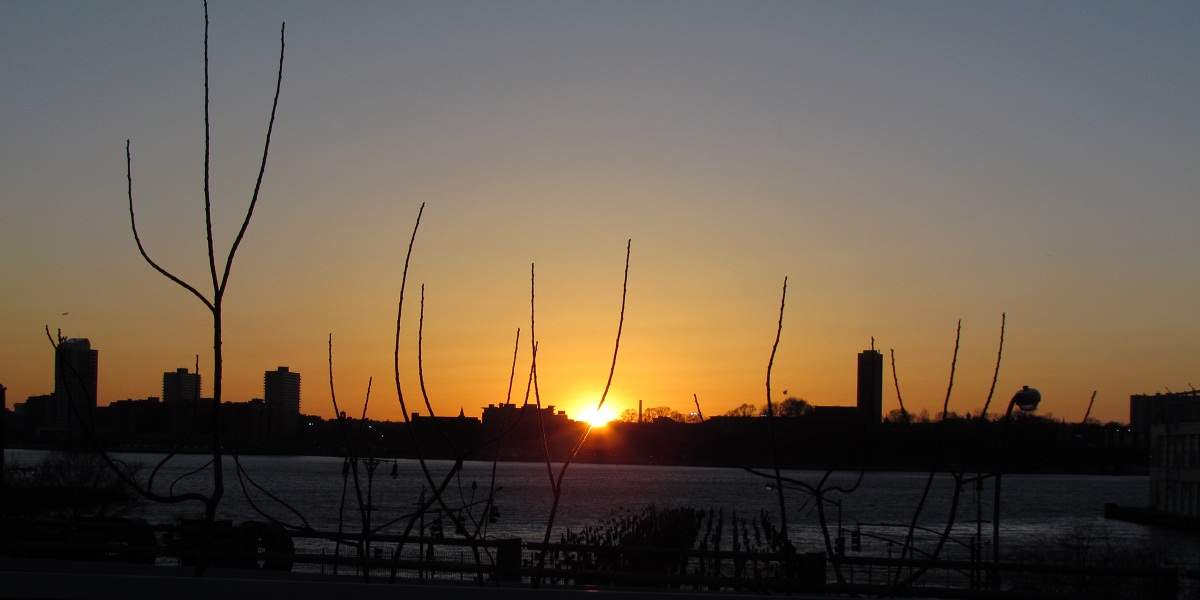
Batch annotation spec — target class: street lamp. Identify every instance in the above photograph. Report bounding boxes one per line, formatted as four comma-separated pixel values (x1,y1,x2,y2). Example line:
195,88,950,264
992,385,1041,588
1007,385,1041,416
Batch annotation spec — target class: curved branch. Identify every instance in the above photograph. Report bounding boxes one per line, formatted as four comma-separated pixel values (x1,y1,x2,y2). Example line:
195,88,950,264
388,203,485,574
764,276,790,538
125,141,214,311
474,328,522,542
169,458,213,497
1081,390,1097,424
416,284,456,454
202,0,218,295
534,240,631,582
147,451,177,495
43,326,210,508
232,450,313,531
942,319,962,420
890,348,907,421
979,313,1006,420
328,333,371,580
218,20,286,297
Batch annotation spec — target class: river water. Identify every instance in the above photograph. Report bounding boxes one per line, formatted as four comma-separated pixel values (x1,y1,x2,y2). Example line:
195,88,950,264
6,449,1195,566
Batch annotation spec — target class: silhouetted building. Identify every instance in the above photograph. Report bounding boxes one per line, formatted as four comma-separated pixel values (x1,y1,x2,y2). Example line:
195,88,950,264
223,399,268,446
264,367,300,437
163,367,201,436
809,405,861,428
857,343,883,425
16,394,55,435
1146,391,1200,519
1131,390,1200,435
481,403,569,433
54,337,98,436
163,368,200,405
409,408,482,457
480,403,574,460
99,397,166,436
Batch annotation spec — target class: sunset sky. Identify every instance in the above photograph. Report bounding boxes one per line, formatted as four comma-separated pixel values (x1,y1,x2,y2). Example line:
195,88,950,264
2,1,1198,424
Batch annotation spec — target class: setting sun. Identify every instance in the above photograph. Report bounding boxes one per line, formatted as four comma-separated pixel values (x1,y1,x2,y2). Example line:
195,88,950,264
578,405,618,428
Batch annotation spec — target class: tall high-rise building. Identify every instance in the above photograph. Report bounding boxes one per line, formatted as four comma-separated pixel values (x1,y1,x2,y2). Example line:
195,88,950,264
264,366,300,437
857,342,883,425
163,367,201,435
54,337,98,434
163,368,201,405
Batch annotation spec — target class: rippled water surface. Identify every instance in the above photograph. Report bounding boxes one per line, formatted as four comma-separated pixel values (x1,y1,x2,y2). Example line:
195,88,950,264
7,449,1193,564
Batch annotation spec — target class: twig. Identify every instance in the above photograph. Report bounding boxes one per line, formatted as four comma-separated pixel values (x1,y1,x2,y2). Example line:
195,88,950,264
388,203,485,577
43,327,208,509
979,313,1006,419
533,240,631,585
416,284,456,453
1081,390,1097,424
894,319,963,587
328,334,371,580
890,349,907,421
217,19,285,296
942,319,962,420
169,458,213,497
764,277,790,541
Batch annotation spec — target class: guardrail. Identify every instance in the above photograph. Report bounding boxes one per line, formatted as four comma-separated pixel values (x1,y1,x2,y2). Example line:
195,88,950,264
0,517,1186,598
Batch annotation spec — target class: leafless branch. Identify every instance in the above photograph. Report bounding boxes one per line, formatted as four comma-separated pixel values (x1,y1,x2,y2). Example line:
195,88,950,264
890,348,907,421
942,319,962,420
387,203,485,576
203,0,217,295
416,284,455,453
125,141,213,312
217,20,285,296
765,277,790,540
43,326,209,508
328,333,371,580
979,313,1006,419
534,240,631,584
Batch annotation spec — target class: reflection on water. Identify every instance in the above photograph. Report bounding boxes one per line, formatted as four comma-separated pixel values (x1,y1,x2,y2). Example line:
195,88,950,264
5,449,1190,564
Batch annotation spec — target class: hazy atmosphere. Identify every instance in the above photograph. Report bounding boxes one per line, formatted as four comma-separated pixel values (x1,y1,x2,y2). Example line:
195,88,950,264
4,1,1198,423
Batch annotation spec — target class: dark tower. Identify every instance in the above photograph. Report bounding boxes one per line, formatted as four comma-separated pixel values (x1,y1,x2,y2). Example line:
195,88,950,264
264,366,301,437
54,337,98,435
163,367,201,435
857,339,883,425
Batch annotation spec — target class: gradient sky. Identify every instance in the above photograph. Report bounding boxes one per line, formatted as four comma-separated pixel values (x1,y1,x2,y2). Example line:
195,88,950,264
3,1,1198,424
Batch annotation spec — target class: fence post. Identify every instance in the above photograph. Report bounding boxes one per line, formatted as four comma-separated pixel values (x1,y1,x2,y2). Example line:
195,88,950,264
495,538,522,582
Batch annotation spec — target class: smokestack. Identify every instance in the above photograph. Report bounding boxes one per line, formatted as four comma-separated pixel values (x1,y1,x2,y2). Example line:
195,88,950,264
638,399,643,423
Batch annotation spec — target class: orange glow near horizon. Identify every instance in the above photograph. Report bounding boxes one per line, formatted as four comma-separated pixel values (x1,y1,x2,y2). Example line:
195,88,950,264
577,404,619,428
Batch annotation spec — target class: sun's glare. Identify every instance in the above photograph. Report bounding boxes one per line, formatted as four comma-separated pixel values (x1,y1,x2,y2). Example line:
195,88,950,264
579,405,618,427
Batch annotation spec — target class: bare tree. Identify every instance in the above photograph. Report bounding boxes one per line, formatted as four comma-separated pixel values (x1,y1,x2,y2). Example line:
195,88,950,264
123,1,285,530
